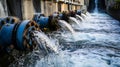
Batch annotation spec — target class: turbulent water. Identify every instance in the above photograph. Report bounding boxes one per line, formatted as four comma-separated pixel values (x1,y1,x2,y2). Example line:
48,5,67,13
10,12,120,67
34,12,120,67
94,0,98,13
9,0,120,66
69,17,81,27
76,14,84,22
31,31,58,54
50,13,120,67
58,20,75,34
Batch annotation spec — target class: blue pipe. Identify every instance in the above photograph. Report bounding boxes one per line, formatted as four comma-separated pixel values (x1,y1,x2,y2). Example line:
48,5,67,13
33,13,45,22
0,18,6,29
0,20,40,51
76,10,81,15
16,20,29,50
33,13,49,29
59,14,63,19
16,20,36,50
35,16,49,28
0,24,15,48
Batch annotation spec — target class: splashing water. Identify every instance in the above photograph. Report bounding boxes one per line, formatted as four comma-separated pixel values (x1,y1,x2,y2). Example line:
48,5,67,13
86,12,92,18
33,12,120,67
75,14,84,22
94,0,98,13
69,17,81,27
31,31,58,54
9,4,120,67
85,12,93,22
58,20,75,34
81,13,86,19
10,13,120,67
9,31,59,67
81,13,89,22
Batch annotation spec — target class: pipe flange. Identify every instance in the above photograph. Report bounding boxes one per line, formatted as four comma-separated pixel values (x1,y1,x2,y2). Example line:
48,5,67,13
16,20,40,50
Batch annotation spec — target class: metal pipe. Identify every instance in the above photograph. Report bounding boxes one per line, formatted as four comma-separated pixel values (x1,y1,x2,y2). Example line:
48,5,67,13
33,14,49,29
0,20,40,51
0,24,15,50
16,20,39,50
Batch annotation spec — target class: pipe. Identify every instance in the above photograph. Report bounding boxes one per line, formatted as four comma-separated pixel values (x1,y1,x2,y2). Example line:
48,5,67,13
33,13,49,29
15,20,39,50
0,24,15,49
33,13,45,22
0,18,6,29
76,10,81,16
33,13,62,31
37,16,49,28
0,17,19,30
0,20,40,51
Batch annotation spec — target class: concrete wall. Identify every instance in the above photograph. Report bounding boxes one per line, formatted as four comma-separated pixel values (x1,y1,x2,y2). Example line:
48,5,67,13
22,0,85,17
62,3,69,11
84,0,89,7
72,5,76,10
40,1,45,14
41,1,58,16
80,0,84,5
45,1,53,16
0,0,84,20
105,0,115,9
105,0,120,21
76,5,81,10
22,0,34,20
53,3,58,13
0,0,8,17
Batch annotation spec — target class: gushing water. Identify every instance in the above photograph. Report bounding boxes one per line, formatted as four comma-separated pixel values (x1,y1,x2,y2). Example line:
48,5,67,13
58,20,75,34
86,12,92,17
10,13,120,67
33,13,120,67
75,14,84,22
81,13,87,19
81,13,90,22
94,0,98,13
9,0,120,66
69,17,81,27
31,31,58,54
